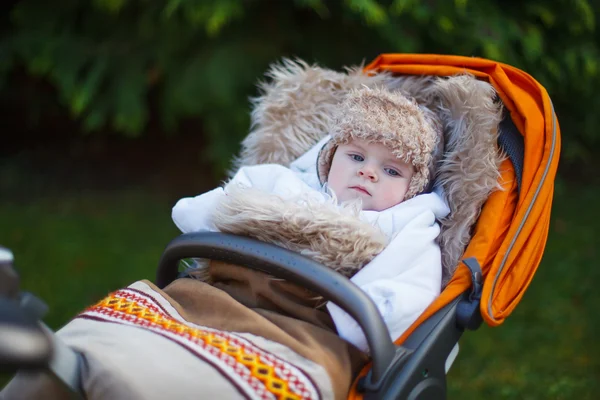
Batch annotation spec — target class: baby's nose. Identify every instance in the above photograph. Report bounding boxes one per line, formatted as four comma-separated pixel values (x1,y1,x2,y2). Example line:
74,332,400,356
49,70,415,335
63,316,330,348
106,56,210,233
358,167,378,181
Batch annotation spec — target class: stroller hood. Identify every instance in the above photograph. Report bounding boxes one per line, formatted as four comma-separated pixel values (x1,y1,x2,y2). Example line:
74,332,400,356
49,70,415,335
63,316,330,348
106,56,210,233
363,53,561,332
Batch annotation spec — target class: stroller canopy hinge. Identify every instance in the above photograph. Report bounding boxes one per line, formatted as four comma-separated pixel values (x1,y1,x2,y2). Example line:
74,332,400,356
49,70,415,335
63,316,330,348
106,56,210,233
456,257,483,331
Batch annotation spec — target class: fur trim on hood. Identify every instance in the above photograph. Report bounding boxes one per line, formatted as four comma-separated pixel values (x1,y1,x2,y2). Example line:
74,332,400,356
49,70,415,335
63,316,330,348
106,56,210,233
316,86,441,200
230,59,391,174
213,185,388,278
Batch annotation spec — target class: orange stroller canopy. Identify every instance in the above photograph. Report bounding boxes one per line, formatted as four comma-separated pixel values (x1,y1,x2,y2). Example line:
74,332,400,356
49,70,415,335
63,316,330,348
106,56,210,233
349,53,561,398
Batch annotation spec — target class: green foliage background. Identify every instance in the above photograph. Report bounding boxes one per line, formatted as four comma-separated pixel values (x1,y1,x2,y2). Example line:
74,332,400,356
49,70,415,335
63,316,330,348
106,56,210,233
1,0,599,170
1,1,600,397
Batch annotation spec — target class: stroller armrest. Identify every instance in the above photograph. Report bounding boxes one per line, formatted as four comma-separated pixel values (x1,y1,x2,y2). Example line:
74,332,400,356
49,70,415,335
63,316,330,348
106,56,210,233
156,231,396,385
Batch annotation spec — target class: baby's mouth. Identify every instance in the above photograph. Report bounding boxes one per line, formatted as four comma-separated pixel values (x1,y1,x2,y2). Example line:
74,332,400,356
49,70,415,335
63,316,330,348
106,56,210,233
349,186,371,196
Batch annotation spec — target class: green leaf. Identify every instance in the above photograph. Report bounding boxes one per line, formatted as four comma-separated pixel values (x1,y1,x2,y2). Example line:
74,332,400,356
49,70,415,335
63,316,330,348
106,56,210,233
70,57,109,117
526,4,556,27
29,56,53,75
544,57,562,81
82,108,107,132
454,0,467,13
438,16,454,33
345,0,388,25
294,0,330,18
163,54,208,113
179,0,243,35
163,0,183,18
521,25,544,62
564,49,578,76
110,61,148,136
574,0,595,31
93,0,126,14
482,41,502,62
390,0,420,16
583,50,598,77
10,1,66,31
51,53,90,104
22,36,59,76
206,1,244,36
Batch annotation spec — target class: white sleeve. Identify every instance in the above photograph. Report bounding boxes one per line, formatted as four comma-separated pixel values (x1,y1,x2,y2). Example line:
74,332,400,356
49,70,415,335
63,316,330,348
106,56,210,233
171,187,225,233
172,164,315,233
326,212,442,352
228,164,322,199
170,165,258,233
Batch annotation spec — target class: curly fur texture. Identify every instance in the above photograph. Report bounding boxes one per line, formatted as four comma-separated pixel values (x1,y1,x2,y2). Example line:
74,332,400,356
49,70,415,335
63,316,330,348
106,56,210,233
234,59,504,286
433,76,504,283
212,185,388,277
316,86,441,200
374,74,504,283
231,59,390,174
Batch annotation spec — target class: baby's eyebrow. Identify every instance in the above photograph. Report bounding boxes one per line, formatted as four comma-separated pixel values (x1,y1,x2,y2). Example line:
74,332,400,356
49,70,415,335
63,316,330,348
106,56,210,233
347,143,366,152
384,156,402,165
386,159,411,172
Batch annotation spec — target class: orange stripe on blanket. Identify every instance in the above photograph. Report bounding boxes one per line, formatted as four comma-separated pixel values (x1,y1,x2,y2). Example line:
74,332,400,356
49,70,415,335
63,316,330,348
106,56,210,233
78,289,320,400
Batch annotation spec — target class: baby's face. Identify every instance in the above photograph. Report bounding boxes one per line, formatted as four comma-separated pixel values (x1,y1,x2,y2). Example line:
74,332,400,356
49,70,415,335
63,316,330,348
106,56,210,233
328,139,414,211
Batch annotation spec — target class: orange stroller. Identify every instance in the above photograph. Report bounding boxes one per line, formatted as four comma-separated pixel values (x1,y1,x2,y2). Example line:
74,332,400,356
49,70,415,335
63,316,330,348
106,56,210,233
0,54,560,399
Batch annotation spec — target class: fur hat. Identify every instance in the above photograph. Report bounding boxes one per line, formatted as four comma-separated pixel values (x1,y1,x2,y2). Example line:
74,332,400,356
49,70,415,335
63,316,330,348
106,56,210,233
317,86,441,200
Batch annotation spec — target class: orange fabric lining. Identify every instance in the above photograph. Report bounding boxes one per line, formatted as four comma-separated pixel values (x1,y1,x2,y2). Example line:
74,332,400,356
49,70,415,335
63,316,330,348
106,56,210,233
347,54,560,399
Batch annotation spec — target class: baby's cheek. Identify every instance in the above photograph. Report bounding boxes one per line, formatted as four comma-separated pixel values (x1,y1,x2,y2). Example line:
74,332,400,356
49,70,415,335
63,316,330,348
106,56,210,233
327,170,343,194
378,182,407,208
381,192,402,208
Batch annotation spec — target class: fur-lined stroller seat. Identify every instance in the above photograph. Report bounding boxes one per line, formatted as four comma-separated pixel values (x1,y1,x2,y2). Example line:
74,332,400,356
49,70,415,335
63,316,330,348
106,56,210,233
0,54,560,400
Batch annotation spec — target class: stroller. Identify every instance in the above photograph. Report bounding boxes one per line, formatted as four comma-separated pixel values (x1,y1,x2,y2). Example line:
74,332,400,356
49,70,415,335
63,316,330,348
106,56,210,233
0,54,560,399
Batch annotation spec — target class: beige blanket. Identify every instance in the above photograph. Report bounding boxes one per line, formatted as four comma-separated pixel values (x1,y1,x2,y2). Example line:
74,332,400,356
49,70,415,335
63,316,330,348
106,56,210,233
2,271,367,400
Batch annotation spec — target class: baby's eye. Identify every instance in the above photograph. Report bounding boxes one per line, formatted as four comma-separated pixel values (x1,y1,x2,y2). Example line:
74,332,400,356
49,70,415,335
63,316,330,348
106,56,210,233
385,168,401,177
349,154,364,162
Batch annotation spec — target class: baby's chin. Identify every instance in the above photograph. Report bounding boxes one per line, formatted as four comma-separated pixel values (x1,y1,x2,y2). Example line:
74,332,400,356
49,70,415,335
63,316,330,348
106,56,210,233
336,190,361,202
343,193,393,211
336,192,379,211
331,187,384,210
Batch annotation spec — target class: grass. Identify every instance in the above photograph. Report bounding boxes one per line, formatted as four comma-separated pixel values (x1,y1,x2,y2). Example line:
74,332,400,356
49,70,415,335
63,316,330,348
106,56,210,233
1,173,598,398
0,189,180,389
447,179,600,399
0,191,180,325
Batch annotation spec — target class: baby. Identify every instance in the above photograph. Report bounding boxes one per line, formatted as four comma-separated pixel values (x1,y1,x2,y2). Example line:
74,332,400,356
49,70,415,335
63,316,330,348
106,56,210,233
326,138,415,211
172,86,450,351
315,85,437,211
174,87,440,233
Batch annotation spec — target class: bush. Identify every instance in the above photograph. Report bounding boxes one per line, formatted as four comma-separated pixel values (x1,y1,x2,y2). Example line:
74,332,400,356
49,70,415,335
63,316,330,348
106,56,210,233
1,0,598,171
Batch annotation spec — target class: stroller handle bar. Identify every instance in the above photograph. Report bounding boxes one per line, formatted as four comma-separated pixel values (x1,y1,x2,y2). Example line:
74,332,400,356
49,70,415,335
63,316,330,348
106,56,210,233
156,232,396,385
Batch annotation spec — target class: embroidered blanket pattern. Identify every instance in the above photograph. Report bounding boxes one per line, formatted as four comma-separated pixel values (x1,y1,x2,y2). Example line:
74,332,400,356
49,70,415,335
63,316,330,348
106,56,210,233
77,288,320,400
